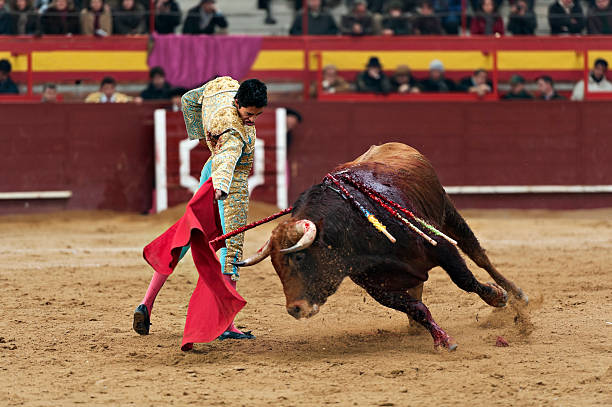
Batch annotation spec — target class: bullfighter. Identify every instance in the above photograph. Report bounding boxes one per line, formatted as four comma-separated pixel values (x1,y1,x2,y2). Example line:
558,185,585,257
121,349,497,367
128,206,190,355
133,76,268,340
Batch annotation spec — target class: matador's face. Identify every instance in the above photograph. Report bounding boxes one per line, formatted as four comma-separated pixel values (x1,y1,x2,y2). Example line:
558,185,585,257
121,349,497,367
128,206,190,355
234,100,264,126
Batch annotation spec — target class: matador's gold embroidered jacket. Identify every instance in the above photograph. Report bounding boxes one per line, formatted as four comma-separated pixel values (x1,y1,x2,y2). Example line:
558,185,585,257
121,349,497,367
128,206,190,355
181,76,256,277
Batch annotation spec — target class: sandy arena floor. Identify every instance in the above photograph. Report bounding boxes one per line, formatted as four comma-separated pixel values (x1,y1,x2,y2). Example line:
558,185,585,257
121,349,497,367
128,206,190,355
0,203,610,406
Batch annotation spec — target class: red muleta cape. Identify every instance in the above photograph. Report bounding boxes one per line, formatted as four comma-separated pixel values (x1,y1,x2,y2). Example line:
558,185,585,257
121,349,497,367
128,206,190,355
143,178,247,350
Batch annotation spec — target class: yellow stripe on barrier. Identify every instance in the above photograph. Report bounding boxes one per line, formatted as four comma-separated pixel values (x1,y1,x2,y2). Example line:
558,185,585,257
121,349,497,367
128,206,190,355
33,51,148,71
498,51,583,70
251,50,305,70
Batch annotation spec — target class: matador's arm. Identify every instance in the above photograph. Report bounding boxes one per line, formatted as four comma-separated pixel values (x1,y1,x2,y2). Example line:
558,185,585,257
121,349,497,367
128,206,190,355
211,131,244,199
181,85,206,140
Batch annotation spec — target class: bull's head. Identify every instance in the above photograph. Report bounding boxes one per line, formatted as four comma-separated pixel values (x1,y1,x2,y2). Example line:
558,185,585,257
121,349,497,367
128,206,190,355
234,217,346,320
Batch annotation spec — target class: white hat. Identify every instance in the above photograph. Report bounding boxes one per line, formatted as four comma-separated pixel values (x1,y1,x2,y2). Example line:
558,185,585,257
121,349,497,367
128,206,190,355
429,59,444,72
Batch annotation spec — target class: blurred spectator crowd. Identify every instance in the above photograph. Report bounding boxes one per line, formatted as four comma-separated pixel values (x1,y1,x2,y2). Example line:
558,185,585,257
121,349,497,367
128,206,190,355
312,56,612,100
289,0,612,36
0,0,611,35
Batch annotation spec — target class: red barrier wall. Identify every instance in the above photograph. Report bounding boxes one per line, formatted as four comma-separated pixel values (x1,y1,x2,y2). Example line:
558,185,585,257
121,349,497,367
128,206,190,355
284,101,612,209
1,103,161,214
2,101,611,214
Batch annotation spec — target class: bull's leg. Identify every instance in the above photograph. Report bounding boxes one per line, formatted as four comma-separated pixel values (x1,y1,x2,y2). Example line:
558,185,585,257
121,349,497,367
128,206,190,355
442,201,528,303
406,283,423,329
432,240,508,308
351,276,456,351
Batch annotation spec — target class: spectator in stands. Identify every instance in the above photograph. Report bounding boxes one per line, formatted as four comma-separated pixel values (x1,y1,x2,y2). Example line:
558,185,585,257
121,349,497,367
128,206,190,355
507,0,537,35
9,0,40,35
153,0,181,34
420,59,456,92
391,65,420,93
141,66,172,100
458,69,492,96
41,83,58,102
290,0,339,35
183,0,228,34
257,0,276,25
381,0,412,35
537,75,565,100
571,58,612,100
85,76,138,103
434,0,462,34
113,0,146,34
356,56,392,94
0,0,12,34
341,0,376,35
587,0,612,34
501,74,533,99
471,0,504,35
311,64,351,96
413,0,443,34
548,0,585,34
285,107,302,150
41,0,80,34
169,87,186,111
80,0,112,35
0,59,18,94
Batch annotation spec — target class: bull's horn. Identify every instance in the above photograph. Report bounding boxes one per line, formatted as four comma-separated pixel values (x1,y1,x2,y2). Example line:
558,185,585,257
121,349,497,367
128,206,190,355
280,220,317,254
232,239,270,267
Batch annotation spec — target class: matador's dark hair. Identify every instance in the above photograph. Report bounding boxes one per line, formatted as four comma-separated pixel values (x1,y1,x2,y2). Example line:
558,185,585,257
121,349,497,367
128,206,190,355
235,79,268,108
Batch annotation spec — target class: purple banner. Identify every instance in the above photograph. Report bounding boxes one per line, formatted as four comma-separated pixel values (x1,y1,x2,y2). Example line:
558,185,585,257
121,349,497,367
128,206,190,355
148,34,263,89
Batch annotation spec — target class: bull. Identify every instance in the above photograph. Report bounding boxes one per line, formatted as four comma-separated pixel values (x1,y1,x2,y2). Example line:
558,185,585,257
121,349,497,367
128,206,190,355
236,143,528,350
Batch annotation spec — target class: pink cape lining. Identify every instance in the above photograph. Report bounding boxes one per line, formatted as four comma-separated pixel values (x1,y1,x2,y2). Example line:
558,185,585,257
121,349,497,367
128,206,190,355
143,178,246,350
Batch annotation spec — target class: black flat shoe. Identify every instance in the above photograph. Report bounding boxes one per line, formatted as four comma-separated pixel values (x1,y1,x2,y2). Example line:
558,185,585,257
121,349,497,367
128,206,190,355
217,330,255,341
133,304,150,335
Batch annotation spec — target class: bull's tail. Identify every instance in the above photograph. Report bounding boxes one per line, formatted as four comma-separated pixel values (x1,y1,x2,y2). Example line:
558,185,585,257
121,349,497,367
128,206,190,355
441,196,528,303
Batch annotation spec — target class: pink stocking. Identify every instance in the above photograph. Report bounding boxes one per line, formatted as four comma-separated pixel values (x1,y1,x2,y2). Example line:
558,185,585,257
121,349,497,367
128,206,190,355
223,274,244,334
142,272,169,315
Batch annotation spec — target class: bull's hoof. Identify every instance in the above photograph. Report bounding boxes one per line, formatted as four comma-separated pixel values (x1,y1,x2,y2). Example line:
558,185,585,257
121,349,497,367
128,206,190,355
434,336,458,352
480,282,508,308
515,288,529,305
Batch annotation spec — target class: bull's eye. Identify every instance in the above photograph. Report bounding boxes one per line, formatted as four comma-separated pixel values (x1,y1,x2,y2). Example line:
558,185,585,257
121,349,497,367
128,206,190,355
294,252,306,262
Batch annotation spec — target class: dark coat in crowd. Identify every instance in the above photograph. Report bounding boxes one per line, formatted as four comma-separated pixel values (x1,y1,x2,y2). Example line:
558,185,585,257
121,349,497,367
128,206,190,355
113,2,146,34
355,71,392,94
140,82,172,100
539,92,566,100
419,77,456,92
340,12,375,35
41,5,80,34
586,5,612,34
457,76,493,92
154,0,180,34
470,13,505,35
548,1,585,34
501,90,534,99
390,74,418,92
381,15,412,35
289,9,339,35
413,15,443,34
507,10,537,35
0,5,11,34
9,1,39,35
0,76,19,94
182,6,228,34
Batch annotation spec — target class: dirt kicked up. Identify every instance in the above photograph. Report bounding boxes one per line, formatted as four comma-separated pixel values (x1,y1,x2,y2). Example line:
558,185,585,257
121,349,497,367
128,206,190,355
0,203,610,406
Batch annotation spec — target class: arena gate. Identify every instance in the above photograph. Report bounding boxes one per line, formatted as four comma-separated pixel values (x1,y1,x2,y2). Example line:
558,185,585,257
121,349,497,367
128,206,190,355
152,108,289,213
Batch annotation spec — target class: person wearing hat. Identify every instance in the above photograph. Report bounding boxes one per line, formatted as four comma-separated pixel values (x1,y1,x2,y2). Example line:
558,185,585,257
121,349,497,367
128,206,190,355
391,65,419,93
183,0,228,34
340,0,376,35
419,59,456,93
501,75,533,100
571,58,612,100
356,56,392,94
